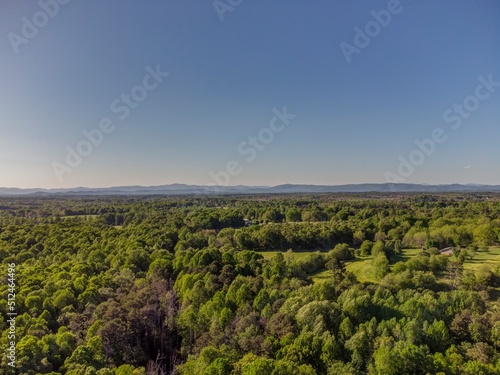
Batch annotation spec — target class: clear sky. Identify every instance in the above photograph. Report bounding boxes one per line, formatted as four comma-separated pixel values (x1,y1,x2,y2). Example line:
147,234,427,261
1,0,499,188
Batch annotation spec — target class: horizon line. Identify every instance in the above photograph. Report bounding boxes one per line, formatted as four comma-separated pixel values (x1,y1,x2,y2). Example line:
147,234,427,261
0,182,497,191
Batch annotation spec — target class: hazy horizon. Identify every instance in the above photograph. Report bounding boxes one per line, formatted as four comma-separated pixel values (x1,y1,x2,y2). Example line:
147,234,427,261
1,1,499,189
2,181,500,191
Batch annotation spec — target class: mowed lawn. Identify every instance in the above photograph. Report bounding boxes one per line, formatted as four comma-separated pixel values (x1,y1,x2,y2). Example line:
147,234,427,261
308,256,382,284
390,248,423,264
258,251,317,262
311,257,383,284
462,246,500,271
259,248,433,283
259,247,500,283
62,214,99,219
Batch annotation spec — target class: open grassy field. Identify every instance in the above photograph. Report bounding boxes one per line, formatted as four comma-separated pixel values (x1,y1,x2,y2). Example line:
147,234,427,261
260,248,423,283
310,257,382,284
62,214,99,219
258,250,319,262
463,246,500,271
309,269,334,283
390,248,423,264
261,247,500,284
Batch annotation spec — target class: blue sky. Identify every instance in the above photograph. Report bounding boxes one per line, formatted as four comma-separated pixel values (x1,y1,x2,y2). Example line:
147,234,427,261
1,0,499,188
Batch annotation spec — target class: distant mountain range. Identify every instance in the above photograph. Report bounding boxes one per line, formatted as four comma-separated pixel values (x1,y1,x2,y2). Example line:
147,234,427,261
1,183,500,196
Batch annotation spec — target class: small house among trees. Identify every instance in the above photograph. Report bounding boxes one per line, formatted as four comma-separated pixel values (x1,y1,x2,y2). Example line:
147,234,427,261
439,246,454,256
243,218,254,226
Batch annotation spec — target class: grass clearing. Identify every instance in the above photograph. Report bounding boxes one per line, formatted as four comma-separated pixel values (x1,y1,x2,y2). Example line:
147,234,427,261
311,256,382,284
259,247,500,284
258,250,320,262
310,269,332,283
345,257,378,283
62,214,99,219
391,248,422,263
462,246,500,271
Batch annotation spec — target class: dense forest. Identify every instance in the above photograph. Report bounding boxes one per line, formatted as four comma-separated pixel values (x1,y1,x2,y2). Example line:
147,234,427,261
1,193,500,374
